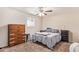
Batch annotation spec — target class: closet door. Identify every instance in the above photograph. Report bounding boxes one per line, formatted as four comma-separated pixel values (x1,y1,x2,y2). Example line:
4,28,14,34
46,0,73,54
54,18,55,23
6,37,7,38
8,24,25,47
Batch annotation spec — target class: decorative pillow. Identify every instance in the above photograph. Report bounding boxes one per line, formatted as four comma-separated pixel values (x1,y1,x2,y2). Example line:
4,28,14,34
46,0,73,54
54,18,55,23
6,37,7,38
40,30,46,32
46,28,53,32
46,28,59,33
52,29,59,33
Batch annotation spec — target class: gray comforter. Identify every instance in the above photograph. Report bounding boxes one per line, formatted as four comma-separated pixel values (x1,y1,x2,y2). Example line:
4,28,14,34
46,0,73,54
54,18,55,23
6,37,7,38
32,32,61,49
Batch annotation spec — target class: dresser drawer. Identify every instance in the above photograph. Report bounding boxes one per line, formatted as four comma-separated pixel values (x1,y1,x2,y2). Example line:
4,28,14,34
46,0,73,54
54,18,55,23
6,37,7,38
8,24,25,47
61,30,69,42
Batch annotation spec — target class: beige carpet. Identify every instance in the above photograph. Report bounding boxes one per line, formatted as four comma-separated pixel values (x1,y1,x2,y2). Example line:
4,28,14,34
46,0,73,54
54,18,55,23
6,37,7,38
0,41,70,52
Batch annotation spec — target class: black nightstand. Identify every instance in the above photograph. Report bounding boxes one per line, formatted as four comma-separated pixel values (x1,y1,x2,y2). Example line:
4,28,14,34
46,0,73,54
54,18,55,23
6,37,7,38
61,30,69,42
25,34,30,42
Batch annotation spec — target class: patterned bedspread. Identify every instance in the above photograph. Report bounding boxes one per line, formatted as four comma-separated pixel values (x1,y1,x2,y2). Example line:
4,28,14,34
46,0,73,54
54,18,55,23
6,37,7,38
32,32,61,49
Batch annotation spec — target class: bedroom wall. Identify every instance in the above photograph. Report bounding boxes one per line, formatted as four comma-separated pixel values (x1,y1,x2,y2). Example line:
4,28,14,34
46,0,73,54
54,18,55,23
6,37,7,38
0,7,41,34
0,7,41,47
42,7,79,42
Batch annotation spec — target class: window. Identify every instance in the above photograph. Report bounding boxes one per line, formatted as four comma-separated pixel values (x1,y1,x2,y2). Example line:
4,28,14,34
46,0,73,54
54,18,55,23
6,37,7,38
26,18,35,27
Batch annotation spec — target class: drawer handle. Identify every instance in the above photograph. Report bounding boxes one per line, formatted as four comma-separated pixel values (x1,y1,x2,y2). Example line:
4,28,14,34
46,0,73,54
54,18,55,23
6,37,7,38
10,38,15,40
22,33,25,34
10,41,15,44
22,39,25,40
10,33,15,35
23,36,26,37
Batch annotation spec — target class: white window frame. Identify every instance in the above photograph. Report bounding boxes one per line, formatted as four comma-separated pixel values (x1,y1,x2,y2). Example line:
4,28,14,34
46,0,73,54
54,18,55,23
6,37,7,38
26,17,35,27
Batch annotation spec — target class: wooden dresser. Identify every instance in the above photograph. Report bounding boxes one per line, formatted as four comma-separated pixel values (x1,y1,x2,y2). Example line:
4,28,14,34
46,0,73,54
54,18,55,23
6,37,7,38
8,24,25,47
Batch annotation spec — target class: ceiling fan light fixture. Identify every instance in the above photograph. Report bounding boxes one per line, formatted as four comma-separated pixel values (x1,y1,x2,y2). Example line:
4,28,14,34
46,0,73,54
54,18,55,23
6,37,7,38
39,13,45,16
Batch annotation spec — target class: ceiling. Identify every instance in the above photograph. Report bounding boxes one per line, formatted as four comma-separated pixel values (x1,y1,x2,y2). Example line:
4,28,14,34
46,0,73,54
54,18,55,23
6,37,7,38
13,7,79,17
14,7,56,16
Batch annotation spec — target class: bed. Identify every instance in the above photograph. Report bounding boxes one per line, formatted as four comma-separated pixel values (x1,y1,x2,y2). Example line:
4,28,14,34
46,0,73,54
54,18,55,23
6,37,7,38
32,28,61,49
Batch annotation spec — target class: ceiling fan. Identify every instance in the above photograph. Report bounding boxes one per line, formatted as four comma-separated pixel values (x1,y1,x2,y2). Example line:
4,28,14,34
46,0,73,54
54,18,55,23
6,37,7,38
36,7,53,16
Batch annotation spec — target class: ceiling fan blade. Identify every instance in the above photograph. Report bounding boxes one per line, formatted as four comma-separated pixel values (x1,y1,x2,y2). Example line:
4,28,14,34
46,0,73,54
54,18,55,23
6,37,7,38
44,13,47,15
45,10,53,12
35,13,38,15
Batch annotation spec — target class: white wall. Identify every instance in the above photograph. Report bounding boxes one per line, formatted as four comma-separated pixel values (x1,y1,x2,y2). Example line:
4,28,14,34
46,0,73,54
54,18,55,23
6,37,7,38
0,7,41,47
0,7,41,34
42,7,79,42
0,25,8,47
